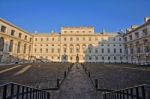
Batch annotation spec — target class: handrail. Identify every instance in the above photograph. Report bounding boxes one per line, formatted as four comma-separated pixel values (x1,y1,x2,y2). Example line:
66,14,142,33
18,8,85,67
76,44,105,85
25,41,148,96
0,82,51,99
103,84,150,99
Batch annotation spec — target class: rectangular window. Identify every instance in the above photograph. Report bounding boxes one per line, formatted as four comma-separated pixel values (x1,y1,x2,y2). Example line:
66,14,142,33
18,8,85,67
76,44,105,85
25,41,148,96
70,37,73,41
143,28,148,36
114,49,116,53
102,48,104,53
95,49,98,53
11,30,15,36
19,33,22,38
129,35,132,40
25,35,27,40
120,49,122,53
108,48,110,53
135,32,139,38
34,48,36,53
1,25,6,33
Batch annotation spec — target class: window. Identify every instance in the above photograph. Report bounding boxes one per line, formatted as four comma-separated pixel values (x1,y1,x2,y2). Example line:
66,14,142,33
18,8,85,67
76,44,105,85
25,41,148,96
137,47,140,53
40,48,42,53
70,37,73,41
102,48,104,53
129,35,132,40
76,37,79,41
46,38,49,41
143,28,148,36
41,38,43,41
1,25,6,33
114,56,116,60
120,49,122,53
17,42,21,53
114,48,116,53
64,38,66,41
113,38,115,41
70,57,72,60
135,32,139,38
89,49,92,53
82,31,85,33
83,37,85,41
120,56,122,60
19,33,22,38
11,30,15,36
30,38,32,42
70,48,73,53
52,38,54,41
95,56,98,60
64,48,67,53
35,38,37,41
95,37,98,41
119,38,122,41
46,48,48,53
108,44,110,46
25,35,27,40
89,37,91,41
9,40,13,52
108,56,110,60
130,48,133,54
124,37,127,42
108,48,110,53
76,48,79,53
89,56,92,60
95,49,98,53
58,48,60,53
34,48,37,53
23,44,27,53
145,46,150,52
102,56,104,60
51,48,54,53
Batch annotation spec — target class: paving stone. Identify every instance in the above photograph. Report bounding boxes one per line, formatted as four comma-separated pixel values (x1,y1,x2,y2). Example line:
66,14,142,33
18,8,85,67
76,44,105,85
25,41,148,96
56,63,102,99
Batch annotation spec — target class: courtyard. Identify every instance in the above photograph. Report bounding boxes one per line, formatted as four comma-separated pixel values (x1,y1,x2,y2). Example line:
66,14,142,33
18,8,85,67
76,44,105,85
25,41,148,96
0,63,150,99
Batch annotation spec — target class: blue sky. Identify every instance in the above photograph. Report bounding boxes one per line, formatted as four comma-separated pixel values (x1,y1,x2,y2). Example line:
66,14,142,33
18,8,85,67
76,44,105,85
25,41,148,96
0,0,150,33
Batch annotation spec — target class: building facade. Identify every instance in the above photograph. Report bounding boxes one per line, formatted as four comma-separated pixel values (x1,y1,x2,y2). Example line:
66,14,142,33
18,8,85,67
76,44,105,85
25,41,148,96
0,19,33,63
124,18,150,65
0,18,150,64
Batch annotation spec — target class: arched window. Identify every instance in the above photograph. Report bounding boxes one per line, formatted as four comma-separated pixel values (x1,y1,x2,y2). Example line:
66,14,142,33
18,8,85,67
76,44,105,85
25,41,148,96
0,37,4,52
9,40,13,52
23,44,27,53
17,42,21,53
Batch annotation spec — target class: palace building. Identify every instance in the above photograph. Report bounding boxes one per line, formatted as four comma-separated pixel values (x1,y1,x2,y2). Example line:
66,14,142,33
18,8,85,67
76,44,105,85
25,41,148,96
0,18,150,64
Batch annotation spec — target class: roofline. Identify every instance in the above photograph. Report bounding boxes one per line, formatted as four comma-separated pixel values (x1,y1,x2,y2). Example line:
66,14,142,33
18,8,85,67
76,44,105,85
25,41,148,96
126,21,150,34
0,18,32,36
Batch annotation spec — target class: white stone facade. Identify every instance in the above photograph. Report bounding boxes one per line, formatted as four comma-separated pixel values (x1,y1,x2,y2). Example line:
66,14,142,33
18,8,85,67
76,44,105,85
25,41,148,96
124,18,150,65
0,18,150,64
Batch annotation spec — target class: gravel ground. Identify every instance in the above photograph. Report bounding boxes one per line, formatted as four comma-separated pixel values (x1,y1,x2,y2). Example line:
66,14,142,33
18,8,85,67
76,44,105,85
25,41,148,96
84,63,150,90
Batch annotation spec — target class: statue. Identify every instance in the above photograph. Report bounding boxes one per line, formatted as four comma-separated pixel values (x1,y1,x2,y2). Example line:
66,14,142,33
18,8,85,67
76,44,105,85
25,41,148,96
76,54,79,63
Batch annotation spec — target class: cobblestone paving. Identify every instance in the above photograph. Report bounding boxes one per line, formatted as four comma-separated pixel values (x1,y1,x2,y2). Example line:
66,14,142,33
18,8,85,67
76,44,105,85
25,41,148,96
56,63,102,99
